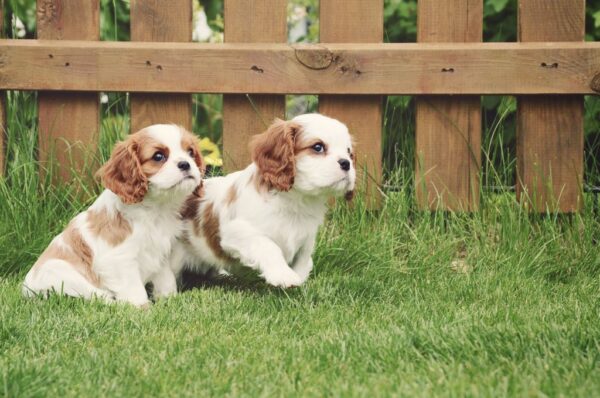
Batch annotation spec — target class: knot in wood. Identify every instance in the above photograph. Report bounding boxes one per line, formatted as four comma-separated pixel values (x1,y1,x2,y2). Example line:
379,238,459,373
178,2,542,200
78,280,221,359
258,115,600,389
294,45,334,70
591,73,600,94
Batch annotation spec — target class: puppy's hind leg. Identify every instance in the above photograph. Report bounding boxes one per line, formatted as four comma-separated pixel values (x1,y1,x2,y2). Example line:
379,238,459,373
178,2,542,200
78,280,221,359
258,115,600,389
23,260,114,303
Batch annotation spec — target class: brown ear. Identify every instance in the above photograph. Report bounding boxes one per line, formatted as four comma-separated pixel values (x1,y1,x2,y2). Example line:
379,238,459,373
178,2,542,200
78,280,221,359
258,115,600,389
251,119,301,191
96,136,148,204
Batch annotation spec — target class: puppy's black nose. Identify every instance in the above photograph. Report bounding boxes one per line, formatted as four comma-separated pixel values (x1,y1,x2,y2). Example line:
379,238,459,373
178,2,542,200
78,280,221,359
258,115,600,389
338,159,351,171
178,161,191,171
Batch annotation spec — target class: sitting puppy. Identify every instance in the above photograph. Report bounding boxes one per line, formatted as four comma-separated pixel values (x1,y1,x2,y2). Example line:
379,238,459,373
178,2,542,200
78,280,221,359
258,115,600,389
23,125,204,306
173,114,355,288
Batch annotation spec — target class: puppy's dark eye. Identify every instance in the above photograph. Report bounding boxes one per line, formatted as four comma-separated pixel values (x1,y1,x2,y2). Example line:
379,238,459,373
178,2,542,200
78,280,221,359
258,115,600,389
188,148,195,157
312,143,325,153
152,151,167,162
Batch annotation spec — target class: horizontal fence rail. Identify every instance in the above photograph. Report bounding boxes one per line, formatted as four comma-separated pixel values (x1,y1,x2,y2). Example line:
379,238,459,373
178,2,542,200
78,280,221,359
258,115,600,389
1,40,600,95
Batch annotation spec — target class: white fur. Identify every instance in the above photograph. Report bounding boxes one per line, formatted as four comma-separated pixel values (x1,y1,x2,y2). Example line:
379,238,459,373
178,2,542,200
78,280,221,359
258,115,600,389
173,114,355,287
23,125,202,306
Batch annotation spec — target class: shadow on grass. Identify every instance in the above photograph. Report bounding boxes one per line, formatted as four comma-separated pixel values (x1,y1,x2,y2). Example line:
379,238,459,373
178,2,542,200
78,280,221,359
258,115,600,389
178,269,301,298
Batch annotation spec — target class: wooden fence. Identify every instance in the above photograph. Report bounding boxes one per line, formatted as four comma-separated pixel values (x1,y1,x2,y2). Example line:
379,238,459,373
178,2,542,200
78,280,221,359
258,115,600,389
0,0,599,212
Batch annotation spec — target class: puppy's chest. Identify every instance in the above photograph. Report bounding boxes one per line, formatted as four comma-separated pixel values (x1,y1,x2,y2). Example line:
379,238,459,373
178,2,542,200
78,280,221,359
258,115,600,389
133,216,180,275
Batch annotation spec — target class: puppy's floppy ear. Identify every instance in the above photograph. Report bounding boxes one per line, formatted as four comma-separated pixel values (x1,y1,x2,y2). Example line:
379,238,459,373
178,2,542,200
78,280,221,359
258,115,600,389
251,119,301,191
96,135,148,204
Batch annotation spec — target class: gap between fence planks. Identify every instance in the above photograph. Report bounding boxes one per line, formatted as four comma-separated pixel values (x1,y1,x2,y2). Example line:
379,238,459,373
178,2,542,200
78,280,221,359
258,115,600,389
2,41,599,95
36,0,100,182
517,0,585,212
415,0,482,211
222,0,286,172
319,0,383,207
130,0,192,132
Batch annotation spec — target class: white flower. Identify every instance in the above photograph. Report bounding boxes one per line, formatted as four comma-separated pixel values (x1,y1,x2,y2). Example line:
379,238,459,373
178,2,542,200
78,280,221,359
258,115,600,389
100,93,109,104
193,8,212,42
12,15,26,38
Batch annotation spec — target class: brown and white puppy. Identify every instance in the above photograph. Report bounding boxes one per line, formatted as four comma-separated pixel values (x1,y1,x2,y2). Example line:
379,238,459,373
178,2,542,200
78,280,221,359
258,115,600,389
172,113,355,287
23,125,204,306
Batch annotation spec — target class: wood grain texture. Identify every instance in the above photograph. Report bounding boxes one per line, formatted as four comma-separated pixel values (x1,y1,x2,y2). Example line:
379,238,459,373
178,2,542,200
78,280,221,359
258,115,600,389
222,0,286,172
3,41,598,94
416,0,482,211
517,0,585,212
130,0,192,132
320,0,383,207
36,0,100,181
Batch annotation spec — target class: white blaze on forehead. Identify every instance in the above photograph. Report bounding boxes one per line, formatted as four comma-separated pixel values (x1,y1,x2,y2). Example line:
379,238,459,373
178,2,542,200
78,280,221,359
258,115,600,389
144,124,185,153
292,114,353,150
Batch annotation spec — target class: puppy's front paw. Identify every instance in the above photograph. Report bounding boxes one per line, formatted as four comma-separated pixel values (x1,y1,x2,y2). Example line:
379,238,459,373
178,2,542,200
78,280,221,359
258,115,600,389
262,267,302,288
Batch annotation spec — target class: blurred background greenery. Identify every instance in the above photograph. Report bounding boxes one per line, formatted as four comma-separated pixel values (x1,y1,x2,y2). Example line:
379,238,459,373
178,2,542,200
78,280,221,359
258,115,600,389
2,0,600,188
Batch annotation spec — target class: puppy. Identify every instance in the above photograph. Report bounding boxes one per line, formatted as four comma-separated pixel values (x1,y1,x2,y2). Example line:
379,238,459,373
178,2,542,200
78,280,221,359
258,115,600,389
173,113,355,287
23,125,204,306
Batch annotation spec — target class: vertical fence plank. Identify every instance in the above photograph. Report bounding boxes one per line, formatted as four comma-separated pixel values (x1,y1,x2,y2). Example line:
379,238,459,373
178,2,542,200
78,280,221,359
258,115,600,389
37,0,100,181
0,0,5,174
319,0,383,207
222,0,286,171
130,0,192,132
415,0,482,211
517,0,585,212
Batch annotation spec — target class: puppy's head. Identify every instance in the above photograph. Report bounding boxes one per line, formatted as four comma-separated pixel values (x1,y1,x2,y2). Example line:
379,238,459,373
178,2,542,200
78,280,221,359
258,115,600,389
251,114,355,198
97,125,204,204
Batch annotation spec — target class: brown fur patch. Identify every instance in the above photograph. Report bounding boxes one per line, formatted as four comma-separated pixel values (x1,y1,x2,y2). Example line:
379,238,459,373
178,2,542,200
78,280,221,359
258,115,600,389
87,208,132,246
96,129,151,204
251,119,302,192
34,221,100,287
137,134,169,177
225,185,238,206
294,138,327,156
180,193,202,239
179,127,205,197
179,127,205,174
201,202,232,261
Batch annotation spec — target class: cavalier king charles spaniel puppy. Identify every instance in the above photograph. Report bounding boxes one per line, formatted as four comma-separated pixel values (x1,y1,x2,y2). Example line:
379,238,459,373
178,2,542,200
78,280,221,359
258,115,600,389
173,113,355,288
23,125,204,306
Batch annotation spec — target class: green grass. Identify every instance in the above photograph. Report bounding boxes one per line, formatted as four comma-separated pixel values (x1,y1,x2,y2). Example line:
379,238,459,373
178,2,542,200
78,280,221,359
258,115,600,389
1,91,600,397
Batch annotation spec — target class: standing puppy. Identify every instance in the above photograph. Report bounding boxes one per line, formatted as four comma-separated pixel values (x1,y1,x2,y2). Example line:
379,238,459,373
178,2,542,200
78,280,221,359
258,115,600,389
23,125,204,306
174,114,355,287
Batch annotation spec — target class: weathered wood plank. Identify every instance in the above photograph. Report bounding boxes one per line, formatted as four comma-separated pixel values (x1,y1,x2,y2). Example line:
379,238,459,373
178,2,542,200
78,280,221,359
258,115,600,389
130,0,192,132
517,0,585,212
320,0,383,207
222,0,286,172
36,0,100,181
415,0,482,211
1,41,599,95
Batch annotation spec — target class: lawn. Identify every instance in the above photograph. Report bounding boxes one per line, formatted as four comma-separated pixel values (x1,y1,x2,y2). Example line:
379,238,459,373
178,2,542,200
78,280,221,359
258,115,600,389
1,91,600,397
